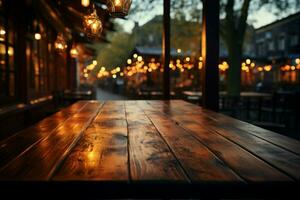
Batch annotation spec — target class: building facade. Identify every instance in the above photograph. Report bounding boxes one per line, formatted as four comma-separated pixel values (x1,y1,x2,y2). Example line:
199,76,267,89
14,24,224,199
254,12,300,85
0,0,111,139
255,12,300,62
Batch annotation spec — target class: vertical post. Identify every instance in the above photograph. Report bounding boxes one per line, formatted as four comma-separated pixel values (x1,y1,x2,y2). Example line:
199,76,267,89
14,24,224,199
163,0,170,100
201,0,219,111
66,41,72,90
14,0,28,103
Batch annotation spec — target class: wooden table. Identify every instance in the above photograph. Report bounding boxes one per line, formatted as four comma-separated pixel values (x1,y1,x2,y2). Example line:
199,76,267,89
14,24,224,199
0,100,299,199
182,91,271,98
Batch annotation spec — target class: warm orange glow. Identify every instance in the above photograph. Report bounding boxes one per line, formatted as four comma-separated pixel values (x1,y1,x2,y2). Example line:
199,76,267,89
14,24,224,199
219,61,229,71
81,0,90,7
137,56,143,62
246,59,251,65
264,65,272,72
107,0,132,17
54,33,67,52
0,28,5,35
257,67,264,72
34,33,41,40
83,9,103,37
70,47,79,58
115,0,121,6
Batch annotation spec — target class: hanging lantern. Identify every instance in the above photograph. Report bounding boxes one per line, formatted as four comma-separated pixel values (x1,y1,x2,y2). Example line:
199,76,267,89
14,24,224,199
106,0,132,17
54,33,67,53
83,5,103,38
70,44,79,58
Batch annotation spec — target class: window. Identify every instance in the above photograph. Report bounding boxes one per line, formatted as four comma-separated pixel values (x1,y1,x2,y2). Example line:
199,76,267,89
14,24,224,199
26,19,51,99
268,41,274,51
290,34,298,46
0,10,16,105
258,42,265,56
265,32,272,39
278,36,285,50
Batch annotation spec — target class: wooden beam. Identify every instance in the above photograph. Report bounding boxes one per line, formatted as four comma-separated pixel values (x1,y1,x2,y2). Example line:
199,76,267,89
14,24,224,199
163,0,170,100
201,0,219,111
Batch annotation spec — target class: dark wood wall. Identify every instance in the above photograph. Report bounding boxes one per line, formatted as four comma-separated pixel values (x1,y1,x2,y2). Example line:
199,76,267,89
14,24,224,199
0,0,76,140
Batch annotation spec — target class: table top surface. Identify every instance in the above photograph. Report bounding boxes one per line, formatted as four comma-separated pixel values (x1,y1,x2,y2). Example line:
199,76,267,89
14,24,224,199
0,100,299,197
183,91,272,97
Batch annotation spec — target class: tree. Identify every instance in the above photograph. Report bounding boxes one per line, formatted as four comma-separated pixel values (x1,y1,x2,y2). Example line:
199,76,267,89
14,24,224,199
93,25,135,72
221,0,299,96
130,0,299,96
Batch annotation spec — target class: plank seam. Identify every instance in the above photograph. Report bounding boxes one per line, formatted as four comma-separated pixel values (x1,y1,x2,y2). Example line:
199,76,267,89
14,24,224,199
179,101,300,156
124,101,132,183
158,101,295,182
0,102,90,172
47,101,106,180
138,101,192,183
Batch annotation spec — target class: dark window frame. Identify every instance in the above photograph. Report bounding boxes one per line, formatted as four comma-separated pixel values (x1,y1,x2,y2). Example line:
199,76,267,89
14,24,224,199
0,3,17,106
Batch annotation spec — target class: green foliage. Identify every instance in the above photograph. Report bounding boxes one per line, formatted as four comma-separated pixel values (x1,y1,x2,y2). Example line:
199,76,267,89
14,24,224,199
94,29,135,71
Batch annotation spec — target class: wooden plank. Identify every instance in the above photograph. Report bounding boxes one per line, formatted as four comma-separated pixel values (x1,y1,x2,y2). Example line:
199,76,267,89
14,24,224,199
204,122,300,180
164,101,300,180
147,101,292,182
171,100,300,156
53,101,128,181
137,101,244,183
165,101,300,180
0,101,88,169
125,101,187,181
0,101,102,180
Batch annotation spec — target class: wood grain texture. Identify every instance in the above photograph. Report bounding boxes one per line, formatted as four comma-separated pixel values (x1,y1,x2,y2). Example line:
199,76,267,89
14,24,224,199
160,100,300,180
53,101,128,181
0,101,88,169
171,100,300,156
137,101,244,183
125,101,187,182
147,101,292,182
0,102,102,180
0,99,299,195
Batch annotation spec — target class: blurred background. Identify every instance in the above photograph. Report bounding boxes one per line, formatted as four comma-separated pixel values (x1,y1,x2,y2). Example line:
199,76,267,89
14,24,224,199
89,0,300,139
0,0,300,140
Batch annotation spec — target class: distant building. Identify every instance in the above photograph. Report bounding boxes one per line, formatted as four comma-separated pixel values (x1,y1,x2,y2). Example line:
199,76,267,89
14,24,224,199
132,15,256,60
255,12,300,63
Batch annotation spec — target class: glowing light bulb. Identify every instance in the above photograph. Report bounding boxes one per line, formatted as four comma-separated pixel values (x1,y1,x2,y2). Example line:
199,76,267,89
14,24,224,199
246,59,251,65
34,33,41,40
81,0,90,7
0,29,6,35
115,0,121,6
